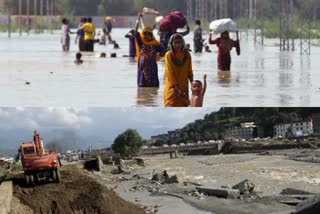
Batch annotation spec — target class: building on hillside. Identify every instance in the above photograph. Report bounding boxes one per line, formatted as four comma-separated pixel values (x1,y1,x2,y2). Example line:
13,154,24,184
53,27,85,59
168,129,181,138
150,134,168,144
150,129,182,144
274,121,313,138
226,122,262,140
312,114,320,135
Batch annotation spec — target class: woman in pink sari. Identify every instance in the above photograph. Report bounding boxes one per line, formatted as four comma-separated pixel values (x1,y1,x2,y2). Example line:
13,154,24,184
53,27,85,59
209,31,240,71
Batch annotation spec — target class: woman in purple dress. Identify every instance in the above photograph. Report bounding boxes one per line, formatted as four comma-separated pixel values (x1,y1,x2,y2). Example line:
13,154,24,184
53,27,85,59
134,13,165,88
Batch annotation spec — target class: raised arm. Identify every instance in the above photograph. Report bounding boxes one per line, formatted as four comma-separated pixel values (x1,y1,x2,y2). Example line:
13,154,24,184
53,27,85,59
209,33,219,45
187,52,194,84
134,13,142,33
235,31,241,56
180,25,190,37
125,33,131,38
75,34,79,44
201,74,207,96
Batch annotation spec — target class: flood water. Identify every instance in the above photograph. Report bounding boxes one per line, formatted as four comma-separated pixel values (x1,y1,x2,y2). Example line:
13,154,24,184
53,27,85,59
1,29,320,107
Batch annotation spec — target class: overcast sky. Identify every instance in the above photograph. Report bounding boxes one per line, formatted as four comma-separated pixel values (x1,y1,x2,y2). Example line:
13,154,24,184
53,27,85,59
0,107,217,156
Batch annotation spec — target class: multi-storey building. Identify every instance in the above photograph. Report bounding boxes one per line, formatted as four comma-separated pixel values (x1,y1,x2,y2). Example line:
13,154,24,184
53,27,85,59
312,114,320,135
226,122,261,140
274,121,313,138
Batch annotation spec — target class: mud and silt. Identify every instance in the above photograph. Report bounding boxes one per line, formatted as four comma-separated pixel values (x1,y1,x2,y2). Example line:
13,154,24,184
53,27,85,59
12,165,145,214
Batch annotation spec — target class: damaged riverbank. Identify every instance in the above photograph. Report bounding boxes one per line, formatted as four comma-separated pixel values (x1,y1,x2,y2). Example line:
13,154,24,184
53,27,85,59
86,148,320,214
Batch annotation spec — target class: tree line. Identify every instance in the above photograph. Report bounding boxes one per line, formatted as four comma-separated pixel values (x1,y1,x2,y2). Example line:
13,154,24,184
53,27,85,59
7,0,185,16
111,108,320,158
56,0,187,16
7,0,319,20
152,108,320,146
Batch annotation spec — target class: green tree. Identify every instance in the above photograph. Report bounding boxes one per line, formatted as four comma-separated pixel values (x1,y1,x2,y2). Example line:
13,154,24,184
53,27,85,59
111,129,143,158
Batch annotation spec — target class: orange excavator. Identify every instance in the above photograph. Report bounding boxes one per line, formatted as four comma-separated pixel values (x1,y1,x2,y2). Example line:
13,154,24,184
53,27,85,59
20,131,61,186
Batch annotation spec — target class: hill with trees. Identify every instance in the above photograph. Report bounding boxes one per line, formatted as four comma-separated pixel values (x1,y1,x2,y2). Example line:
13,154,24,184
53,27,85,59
7,0,319,20
152,108,320,146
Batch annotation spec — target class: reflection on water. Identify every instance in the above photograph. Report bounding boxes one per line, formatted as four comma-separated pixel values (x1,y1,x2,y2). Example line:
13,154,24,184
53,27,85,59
217,70,231,86
0,30,320,107
136,87,160,107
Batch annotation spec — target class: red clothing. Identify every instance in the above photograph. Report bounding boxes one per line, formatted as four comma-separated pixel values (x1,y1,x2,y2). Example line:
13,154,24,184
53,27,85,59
209,38,239,71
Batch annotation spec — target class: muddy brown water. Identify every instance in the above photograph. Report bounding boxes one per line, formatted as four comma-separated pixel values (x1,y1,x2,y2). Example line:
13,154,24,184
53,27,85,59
12,165,145,214
1,30,320,107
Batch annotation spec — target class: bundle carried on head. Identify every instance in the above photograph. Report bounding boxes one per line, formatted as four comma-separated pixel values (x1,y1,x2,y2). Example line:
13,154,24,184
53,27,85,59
159,11,187,33
209,18,238,34
141,7,159,30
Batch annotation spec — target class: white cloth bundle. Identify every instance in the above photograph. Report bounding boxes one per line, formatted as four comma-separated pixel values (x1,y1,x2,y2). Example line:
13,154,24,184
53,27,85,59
141,7,159,29
209,18,238,33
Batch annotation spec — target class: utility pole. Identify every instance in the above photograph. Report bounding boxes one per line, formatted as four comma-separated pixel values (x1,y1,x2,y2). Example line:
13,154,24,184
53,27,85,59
219,0,224,18
212,0,218,20
254,0,264,45
46,0,49,32
27,0,30,35
40,0,43,32
280,0,294,51
34,0,37,32
249,0,253,18
187,0,193,23
300,0,312,55
51,0,54,30
19,0,22,36
6,0,11,38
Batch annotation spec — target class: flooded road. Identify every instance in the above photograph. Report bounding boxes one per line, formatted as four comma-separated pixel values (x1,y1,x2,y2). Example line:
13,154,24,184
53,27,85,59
1,29,320,107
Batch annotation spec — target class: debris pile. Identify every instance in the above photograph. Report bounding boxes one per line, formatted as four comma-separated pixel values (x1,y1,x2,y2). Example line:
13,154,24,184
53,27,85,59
151,170,178,184
232,179,255,195
188,190,205,200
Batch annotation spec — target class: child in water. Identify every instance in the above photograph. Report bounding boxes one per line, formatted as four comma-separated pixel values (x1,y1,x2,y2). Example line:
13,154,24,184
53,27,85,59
205,46,212,53
99,29,107,45
74,52,83,64
190,75,207,107
185,43,192,52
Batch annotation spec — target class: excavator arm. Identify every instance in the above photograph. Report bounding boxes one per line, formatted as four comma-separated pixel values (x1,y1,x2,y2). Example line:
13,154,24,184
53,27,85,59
34,132,45,155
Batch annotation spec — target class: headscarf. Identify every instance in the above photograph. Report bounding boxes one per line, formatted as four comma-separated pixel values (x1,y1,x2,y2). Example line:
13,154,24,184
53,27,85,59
168,33,189,67
136,29,161,63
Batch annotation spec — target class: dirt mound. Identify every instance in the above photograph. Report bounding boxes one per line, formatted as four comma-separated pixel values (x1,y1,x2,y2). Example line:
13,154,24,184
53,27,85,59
12,165,145,214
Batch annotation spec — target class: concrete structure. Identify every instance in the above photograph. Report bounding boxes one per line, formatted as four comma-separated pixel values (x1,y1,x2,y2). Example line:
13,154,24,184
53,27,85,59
226,122,260,140
0,181,13,214
274,121,313,138
312,114,320,135
150,134,167,144
141,143,221,159
196,186,240,199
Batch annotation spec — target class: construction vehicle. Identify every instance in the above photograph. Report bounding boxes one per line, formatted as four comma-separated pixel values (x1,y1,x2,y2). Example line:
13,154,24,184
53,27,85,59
20,131,61,186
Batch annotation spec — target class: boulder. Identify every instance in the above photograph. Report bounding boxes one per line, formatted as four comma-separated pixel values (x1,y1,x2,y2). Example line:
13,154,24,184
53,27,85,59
280,188,315,196
196,187,240,199
296,193,320,214
232,179,255,195
166,175,178,184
